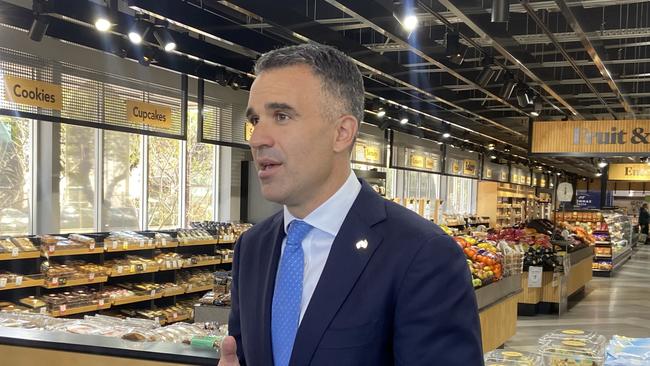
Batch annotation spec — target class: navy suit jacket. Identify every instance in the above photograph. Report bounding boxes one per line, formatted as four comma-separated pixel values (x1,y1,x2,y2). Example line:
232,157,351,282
228,180,484,365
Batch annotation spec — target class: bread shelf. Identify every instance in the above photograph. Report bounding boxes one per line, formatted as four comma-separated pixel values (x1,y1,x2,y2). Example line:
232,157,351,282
0,251,40,261
109,266,159,278
0,277,44,291
43,275,108,289
184,284,213,294
42,246,104,257
177,239,220,247
50,302,111,317
104,242,156,253
220,258,233,264
112,292,163,306
162,287,186,297
164,313,191,324
155,241,179,249
218,239,237,245
182,259,221,268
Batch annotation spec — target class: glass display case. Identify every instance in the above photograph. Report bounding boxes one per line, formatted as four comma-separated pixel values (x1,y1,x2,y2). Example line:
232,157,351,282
592,211,634,276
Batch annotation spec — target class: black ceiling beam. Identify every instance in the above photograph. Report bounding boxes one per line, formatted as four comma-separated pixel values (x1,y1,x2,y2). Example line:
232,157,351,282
225,0,528,143
436,0,582,118
322,0,532,117
0,1,252,84
554,0,635,117
127,0,286,55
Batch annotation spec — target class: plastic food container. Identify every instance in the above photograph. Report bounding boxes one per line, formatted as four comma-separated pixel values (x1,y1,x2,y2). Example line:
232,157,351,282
606,336,650,365
538,337,606,366
484,349,543,365
539,330,607,348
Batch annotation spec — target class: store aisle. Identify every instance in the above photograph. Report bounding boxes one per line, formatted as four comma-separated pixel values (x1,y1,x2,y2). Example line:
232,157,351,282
505,245,650,352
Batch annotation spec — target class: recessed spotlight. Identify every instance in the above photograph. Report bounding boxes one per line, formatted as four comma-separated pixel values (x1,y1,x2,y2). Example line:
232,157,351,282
442,132,451,138
95,18,111,32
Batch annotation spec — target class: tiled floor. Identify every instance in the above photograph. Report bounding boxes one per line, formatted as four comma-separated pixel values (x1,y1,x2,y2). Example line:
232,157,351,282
505,245,650,353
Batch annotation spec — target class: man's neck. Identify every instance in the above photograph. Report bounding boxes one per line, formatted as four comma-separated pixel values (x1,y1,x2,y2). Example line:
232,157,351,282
286,167,351,219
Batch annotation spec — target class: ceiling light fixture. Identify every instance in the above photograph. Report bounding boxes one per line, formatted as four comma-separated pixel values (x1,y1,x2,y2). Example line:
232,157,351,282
402,14,418,32
153,27,176,52
595,170,602,177
128,16,149,45
516,86,533,107
597,159,608,168
487,143,495,151
399,109,409,125
499,75,517,100
491,0,509,23
28,0,50,42
95,18,111,32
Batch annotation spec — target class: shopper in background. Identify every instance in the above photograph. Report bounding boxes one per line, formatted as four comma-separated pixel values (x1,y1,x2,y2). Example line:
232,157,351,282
640,203,649,244
219,43,483,366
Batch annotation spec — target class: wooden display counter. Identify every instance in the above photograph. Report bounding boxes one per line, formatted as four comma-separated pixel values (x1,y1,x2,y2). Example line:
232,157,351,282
0,327,217,366
475,275,522,352
518,246,593,315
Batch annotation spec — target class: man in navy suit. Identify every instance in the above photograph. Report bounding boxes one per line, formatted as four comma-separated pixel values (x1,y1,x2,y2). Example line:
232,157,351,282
219,43,483,366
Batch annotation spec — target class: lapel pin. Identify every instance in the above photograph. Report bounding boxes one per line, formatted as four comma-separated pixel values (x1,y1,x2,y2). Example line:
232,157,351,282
355,239,368,250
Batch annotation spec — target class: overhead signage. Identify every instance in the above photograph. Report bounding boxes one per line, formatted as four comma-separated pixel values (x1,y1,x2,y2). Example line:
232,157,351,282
3,75,62,110
485,168,493,179
463,159,477,176
452,160,461,174
608,163,650,181
410,154,425,169
244,121,254,142
365,146,381,163
126,100,172,129
500,170,508,182
531,120,650,155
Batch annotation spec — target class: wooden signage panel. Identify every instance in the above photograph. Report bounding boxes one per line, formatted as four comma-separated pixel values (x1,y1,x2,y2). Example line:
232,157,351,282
3,75,62,110
609,163,650,181
531,120,650,155
126,100,172,129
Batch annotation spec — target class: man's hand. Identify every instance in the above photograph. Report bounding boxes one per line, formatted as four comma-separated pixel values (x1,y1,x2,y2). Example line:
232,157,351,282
218,336,240,366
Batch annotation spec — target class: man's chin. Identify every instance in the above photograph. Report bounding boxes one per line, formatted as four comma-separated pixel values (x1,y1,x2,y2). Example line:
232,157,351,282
260,186,286,205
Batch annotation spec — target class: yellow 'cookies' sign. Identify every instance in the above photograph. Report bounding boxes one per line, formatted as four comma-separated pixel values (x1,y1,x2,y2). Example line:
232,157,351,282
4,75,62,110
410,154,425,168
365,146,380,163
126,100,172,129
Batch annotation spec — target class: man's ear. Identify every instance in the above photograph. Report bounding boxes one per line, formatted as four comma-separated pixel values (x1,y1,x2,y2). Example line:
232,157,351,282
333,115,359,153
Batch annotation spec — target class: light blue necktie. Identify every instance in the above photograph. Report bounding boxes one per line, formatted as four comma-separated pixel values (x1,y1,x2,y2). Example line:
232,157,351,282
272,220,313,366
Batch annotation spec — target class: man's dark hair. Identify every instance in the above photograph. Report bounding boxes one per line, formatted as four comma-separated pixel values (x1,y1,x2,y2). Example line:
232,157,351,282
254,43,365,124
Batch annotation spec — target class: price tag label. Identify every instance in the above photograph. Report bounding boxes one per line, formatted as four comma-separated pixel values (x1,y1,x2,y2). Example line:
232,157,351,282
139,240,145,248
117,266,123,274
155,317,160,324
150,290,156,297
187,284,193,291
142,263,147,271
161,239,167,246
48,245,55,253
123,242,129,250
112,241,118,250
172,312,178,319
59,304,67,312
51,277,59,286
0,278,7,288
40,307,47,314
15,276,23,286
88,272,95,281
11,247,19,257
98,299,105,306
89,242,95,250
528,266,543,288
130,265,136,273
166,261,172,269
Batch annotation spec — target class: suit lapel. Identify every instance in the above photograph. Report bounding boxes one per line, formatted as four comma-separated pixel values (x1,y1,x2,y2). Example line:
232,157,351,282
290,182,387,366
261,213,285,365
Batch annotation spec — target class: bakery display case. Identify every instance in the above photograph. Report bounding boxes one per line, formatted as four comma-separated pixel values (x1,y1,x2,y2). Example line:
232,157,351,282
592,211,634,277
0,223,247,322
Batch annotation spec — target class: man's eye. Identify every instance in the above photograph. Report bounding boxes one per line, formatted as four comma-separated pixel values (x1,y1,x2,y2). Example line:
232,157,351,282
248,117,259,126
275,113,290,121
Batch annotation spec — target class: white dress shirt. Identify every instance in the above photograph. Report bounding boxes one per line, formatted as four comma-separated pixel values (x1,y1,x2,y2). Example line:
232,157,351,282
281,170,362,323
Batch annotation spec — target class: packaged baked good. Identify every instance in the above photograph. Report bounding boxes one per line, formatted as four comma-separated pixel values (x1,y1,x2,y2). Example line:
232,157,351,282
10,238,37,252
484,350,542,366
40,235,66,245
19,296,46,309
68,234,95,245
539,330,606,366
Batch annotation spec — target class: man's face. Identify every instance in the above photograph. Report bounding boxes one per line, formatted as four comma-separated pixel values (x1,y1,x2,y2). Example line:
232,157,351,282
246,64,339,206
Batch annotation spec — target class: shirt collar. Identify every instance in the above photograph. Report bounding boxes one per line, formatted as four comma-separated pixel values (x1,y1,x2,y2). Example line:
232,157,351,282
283,170,362,237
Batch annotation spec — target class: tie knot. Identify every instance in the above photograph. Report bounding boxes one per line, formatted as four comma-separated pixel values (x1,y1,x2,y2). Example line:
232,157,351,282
286,220,313,247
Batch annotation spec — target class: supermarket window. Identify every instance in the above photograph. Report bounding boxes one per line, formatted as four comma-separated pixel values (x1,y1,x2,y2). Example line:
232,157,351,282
186,108,215,224
60,124,96,233
148,136,181,230
103,130,142,231
0,116,32,235
445,176,476,215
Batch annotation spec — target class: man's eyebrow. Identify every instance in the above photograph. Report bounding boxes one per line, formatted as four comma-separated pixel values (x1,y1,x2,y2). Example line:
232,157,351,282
266,102,298,115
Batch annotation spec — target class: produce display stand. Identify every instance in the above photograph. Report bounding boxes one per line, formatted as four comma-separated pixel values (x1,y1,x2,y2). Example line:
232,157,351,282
475,275,522,352
518,246,593,315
